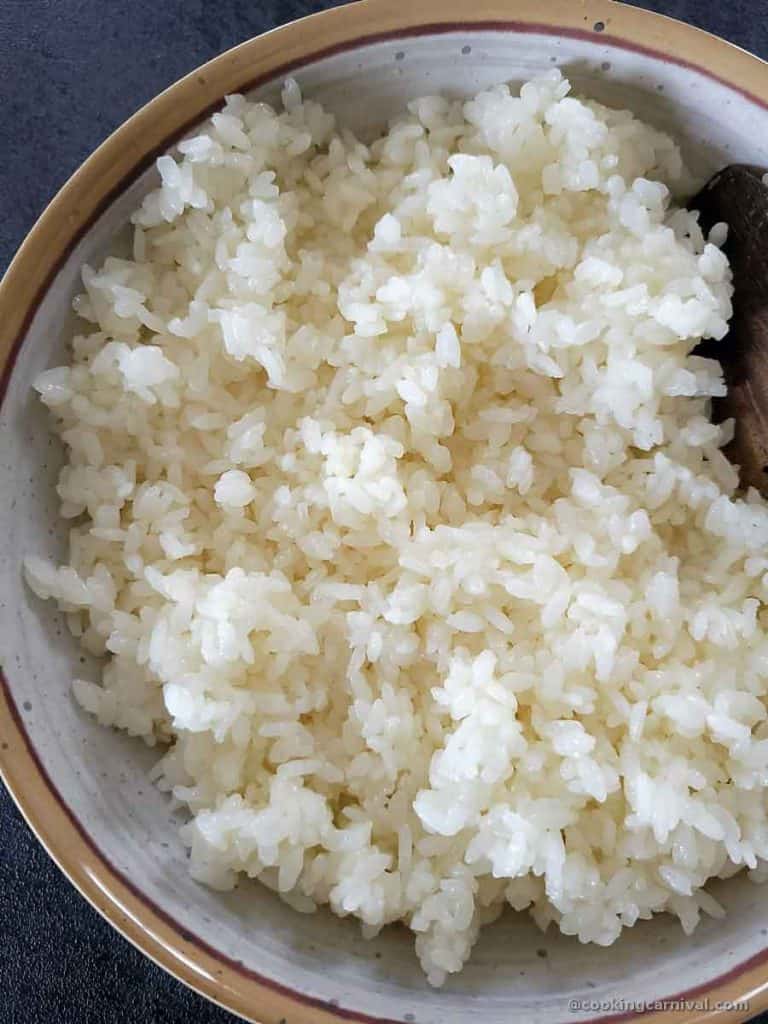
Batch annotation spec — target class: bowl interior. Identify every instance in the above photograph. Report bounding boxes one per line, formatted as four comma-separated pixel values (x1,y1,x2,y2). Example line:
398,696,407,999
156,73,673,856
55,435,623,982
2,24,768,1024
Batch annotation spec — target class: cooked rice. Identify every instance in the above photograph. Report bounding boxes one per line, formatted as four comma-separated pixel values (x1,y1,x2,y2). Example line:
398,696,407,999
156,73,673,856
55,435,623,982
26,72,768,985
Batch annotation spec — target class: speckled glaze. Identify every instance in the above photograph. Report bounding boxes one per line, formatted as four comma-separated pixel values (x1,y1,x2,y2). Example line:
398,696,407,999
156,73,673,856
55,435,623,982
2,2,768,1022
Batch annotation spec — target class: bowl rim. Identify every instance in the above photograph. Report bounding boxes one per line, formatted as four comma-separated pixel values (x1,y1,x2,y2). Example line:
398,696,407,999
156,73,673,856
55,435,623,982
2,1,768,1022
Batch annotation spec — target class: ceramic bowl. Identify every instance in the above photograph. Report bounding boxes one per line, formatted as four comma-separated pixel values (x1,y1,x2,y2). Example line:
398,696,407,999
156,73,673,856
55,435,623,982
2,2,768,1022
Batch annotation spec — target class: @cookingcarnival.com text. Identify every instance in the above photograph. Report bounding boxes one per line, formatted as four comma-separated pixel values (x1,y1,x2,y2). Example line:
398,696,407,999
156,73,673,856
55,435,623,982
567,997,751,1013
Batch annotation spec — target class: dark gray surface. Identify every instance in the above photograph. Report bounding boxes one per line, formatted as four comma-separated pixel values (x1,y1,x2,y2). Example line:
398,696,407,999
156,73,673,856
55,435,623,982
1,1,767,1022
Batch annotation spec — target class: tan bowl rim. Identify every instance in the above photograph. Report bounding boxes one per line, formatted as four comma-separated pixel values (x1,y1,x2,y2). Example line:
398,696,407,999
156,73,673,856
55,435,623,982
1,2,768,1022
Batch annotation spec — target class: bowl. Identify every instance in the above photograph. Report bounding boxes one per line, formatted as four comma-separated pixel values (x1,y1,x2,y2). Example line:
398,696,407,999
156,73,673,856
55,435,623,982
2,2,768,1022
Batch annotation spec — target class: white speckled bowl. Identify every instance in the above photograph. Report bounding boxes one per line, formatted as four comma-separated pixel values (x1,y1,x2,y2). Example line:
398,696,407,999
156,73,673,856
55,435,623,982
2,2,768,1022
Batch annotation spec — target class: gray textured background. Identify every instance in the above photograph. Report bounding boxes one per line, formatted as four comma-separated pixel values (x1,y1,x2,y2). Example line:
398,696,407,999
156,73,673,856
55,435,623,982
1,2,767,1022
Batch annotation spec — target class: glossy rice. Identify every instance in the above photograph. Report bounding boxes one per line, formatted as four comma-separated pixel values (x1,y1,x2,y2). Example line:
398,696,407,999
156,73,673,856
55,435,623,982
25,72,768,985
